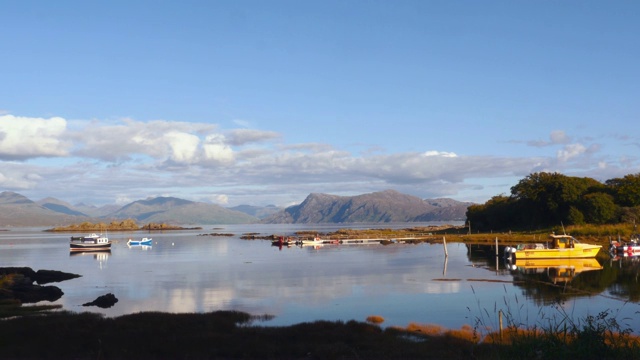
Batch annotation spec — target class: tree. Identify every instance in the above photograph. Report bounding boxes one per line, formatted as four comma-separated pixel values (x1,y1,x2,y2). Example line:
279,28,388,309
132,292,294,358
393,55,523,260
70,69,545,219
606,173,640,207
510,172,602,226
581,192,616,224
466,195,516,231
567,206,585,225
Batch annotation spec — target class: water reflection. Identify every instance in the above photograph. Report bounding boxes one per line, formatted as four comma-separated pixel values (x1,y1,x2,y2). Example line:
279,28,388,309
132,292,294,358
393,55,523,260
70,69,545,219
468,243,640,306
69,250,110,270
1,227,639,332
507,258,603,284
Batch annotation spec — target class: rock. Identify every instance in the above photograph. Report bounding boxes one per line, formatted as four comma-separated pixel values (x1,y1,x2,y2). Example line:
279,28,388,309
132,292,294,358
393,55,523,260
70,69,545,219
0,267,36,280
34,269,82,284
5,274,64,303
0,267,81,284
0,273,64,303
83,293,118,308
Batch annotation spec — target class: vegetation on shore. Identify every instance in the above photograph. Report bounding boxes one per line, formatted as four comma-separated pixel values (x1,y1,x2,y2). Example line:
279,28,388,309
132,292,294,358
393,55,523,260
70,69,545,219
46,219,201,232
467,172,640,232
285,223,629,248
0,308,637,359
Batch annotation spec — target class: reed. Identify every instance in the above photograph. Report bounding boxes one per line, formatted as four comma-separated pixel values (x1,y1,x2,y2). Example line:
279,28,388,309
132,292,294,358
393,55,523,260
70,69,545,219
469,286,640,359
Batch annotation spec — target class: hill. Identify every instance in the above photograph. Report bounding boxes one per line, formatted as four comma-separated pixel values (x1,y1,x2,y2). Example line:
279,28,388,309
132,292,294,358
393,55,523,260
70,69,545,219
110,196,259,225
262,190,472,224
0,190,471,226
0,192,86,226
36,197,88,217
228,204,282,219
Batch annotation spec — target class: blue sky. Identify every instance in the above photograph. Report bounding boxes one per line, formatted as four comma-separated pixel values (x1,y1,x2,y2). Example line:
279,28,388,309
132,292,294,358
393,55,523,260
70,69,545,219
1,1,639,207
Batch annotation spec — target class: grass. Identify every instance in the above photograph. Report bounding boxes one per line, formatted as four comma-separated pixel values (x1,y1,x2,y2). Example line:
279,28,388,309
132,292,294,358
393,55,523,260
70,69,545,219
0,305,637,359
468,285,640,359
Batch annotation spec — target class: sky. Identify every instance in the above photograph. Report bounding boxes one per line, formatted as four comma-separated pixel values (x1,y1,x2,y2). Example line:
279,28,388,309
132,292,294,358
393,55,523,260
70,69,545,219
1,1,639,208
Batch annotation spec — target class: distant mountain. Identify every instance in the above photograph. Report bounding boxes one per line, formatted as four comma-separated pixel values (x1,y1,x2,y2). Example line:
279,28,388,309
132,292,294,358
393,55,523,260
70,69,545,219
0,190,472,227
262,190,472,224
0,191,86,226
228,204,282,219
37,197,88,217
74,202,121,217
415,198,475,221
110,196,259,225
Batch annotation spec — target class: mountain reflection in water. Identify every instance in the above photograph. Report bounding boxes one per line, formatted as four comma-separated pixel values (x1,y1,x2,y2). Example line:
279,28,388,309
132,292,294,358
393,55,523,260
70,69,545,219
1,225,639,334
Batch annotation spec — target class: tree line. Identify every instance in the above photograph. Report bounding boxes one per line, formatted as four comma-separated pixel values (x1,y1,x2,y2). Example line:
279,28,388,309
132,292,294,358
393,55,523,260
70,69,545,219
466,172,640,231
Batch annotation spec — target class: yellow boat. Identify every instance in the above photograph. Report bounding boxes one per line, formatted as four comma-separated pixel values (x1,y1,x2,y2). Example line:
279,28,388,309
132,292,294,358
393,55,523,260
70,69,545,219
504,234,602,260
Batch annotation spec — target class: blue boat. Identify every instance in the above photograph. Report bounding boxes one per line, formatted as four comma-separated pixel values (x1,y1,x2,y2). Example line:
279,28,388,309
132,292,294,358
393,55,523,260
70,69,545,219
127,237,152,246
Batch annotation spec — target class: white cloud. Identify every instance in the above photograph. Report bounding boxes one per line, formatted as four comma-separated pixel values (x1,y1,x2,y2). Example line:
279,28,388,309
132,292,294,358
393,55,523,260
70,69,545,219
423,151,457,158
202,134,234,164
165,131,200,163
72,119,233,165
557,143,587,162
2,115,637,207
0,163,44,190
211,194,229,205
0,115,70,160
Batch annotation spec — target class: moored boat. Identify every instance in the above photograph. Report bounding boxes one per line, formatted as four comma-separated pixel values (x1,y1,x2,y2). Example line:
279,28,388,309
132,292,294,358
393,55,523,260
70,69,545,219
609,235,640,256
127,237,152,246
70,233,111,252
504,233,601,260
271,236,296,246
300,236,324,246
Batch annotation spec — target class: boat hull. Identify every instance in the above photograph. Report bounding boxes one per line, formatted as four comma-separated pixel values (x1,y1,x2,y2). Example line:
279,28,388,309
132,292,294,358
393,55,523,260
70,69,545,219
509,245,601,259
70,243,112,252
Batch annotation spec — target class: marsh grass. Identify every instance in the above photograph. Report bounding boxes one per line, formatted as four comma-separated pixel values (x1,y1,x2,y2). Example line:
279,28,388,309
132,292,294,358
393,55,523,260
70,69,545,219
0,310,494,359
366,314,385,324
470,285,640,359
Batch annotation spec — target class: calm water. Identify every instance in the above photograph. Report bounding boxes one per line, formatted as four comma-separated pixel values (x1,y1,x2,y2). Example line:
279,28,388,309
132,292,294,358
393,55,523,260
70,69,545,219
2,223,639,333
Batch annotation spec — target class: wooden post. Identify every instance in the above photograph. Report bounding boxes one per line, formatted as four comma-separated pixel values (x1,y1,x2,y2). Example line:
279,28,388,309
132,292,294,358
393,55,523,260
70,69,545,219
443,236,448,257
495,237,499,272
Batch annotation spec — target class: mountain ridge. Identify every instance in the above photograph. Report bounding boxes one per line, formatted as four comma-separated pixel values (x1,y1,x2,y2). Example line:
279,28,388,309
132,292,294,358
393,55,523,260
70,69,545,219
0,190,472,226
262,189,472,224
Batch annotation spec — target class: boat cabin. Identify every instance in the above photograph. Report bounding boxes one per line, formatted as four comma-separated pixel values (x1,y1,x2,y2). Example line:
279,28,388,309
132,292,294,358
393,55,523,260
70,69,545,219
550,234,576,249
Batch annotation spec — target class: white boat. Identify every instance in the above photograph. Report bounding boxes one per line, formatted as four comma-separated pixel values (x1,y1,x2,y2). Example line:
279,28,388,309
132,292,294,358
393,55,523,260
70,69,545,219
299,236,324,246
70,233,111,252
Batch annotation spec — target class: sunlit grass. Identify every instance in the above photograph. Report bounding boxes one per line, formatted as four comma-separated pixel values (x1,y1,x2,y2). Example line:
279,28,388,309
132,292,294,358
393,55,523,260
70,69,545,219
366,315,385,324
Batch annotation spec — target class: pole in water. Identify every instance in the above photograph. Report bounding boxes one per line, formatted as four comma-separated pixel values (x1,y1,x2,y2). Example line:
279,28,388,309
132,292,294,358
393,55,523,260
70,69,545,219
443,236,448,257
495,237,499,272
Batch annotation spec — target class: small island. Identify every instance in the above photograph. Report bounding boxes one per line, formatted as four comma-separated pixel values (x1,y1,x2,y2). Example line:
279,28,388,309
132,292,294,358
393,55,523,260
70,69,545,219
46,219,201,232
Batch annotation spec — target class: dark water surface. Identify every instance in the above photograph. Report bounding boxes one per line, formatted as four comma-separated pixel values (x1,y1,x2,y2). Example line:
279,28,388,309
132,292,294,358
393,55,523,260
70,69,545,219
2,224,639,333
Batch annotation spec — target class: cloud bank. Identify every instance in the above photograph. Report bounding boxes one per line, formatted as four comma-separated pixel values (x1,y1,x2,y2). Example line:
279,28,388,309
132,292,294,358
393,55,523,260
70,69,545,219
0,115,635,206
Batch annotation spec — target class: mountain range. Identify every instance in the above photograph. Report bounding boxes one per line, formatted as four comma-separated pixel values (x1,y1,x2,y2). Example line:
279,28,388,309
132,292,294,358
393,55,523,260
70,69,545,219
0,190,472,227
263,190,471,223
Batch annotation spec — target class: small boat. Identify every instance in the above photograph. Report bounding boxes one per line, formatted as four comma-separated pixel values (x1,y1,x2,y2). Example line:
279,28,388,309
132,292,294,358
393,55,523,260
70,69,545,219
127,237,153,246
609,235,640,256
299,236,325,246
504,233,601,260
70,233,111,252
271,236,296,247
